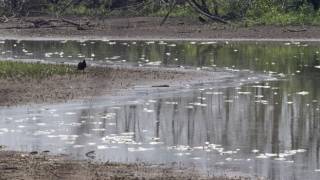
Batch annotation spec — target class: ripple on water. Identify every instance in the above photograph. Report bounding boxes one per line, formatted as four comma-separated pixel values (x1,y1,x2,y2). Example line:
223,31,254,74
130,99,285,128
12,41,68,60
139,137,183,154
296,91,309,96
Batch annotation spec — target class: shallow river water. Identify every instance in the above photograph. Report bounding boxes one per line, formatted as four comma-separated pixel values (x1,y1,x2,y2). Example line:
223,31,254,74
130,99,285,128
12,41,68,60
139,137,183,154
0,40,320,179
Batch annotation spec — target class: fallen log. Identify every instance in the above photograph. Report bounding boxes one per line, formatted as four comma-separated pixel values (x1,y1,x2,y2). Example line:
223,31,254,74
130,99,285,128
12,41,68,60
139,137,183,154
61,18,90,30
25,19,59,28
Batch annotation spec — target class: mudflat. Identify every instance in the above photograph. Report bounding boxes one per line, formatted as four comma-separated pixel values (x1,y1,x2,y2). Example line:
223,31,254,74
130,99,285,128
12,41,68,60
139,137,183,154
0,64,220,106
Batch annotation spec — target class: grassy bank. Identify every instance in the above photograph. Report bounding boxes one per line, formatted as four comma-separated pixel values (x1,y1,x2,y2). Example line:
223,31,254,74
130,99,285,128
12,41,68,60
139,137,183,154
0,61,77,79
0,60,219,106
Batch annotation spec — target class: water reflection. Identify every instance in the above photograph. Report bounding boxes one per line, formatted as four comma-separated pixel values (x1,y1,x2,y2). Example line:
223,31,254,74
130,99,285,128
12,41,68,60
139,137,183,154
1,40,320,74
0,40,320,179
0,79,319,179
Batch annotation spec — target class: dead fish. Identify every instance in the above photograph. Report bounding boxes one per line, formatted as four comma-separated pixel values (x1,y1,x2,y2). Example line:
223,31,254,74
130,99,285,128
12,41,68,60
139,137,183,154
42,150,50,154
30,151,38,155
152,85,170,88
85,150,95,159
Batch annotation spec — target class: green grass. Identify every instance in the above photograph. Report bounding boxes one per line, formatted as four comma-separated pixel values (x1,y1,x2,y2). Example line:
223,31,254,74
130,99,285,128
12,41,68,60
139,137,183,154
38,2,320,26
244,5,320,26
0,61,78,79
151,5,196,17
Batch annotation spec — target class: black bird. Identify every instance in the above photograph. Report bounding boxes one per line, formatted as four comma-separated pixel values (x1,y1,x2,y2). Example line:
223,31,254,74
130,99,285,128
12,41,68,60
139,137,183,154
77,60,86,71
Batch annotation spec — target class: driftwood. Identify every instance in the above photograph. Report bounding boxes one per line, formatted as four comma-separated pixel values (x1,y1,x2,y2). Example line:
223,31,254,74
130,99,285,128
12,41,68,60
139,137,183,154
283,27,307,32
0,17,92,30
0,16,9,23
61,18,90,30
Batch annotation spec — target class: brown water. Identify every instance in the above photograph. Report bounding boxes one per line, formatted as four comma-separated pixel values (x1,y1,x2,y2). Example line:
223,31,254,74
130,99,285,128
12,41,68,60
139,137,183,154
0,40,320,179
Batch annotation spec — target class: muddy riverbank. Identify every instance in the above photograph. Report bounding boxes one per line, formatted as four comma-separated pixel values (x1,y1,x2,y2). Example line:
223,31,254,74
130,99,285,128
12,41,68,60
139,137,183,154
0,150,250,180
0,16,319,41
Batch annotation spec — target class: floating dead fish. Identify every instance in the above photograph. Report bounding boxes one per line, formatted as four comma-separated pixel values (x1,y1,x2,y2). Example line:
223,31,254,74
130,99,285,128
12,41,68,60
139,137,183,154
158,41,167,45
102,134,135,144
65,112,76,115
237,92,251,95
192,157,201,160
0,128,9,133
149,141,164,145
151,84,170,88
252,85,271,89
146,61,161,66
256,154,269,159
85,150,95,159
200,42,216,45
252,149,259,153
185,105,194,109
36,123,46,126
30,151,38,155
73,145,85,148
265,153,277,157
165,101,178,105
97,145,108,149
296,91,309,96
42,150,50,154
143,108,154,113
128,147,154,152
